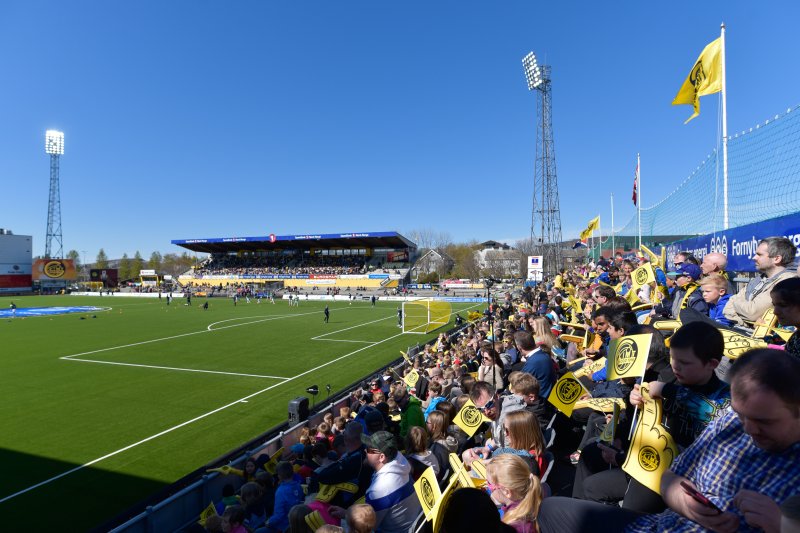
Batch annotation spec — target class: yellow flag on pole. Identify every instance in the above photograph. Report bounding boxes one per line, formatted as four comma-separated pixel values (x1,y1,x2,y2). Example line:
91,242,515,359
672,37,723,123
403,370,421,388
453,399,491,437
197,502,218,527
414,466,441,519
622,384,679,494
631,263,656,289
607,334,652,380
547,372,587,416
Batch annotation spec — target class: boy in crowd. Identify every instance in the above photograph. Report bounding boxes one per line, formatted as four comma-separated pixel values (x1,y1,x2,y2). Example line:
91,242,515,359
267,461,304,532
698,273,733,327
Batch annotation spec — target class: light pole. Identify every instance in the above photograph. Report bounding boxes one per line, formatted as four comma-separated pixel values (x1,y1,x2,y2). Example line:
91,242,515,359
44,130,65,259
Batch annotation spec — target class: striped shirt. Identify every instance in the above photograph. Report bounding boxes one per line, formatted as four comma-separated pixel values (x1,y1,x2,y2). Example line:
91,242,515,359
627,408,800,532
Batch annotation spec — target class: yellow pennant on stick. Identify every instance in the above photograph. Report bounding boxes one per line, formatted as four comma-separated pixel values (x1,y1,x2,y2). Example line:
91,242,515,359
414,466,458,532
720,329,768,359
547,372,587,416
400,350,412,364
622,384,679,494
403,370,420,388
453,399,490,437
575,397,625,413
263,447,285,475
573,357,606,378
607,334,652,380
449,453,484,489
197,502,218,527
631,263,656,289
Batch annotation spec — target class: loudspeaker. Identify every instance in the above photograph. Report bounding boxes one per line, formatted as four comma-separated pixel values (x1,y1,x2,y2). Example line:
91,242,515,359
288,396,309,425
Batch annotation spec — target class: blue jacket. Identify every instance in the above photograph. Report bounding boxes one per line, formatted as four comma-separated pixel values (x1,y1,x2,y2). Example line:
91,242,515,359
522,349,557,399
708,294,733,327
268,479,304,531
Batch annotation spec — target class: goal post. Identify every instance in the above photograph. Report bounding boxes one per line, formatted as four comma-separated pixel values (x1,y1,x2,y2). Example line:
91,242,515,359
402,298,452,334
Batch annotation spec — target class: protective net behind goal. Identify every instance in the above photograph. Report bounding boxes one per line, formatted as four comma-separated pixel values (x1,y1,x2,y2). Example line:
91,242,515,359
402,299,452,334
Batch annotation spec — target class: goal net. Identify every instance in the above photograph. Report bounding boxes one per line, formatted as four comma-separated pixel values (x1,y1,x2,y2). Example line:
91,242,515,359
402,299,452,334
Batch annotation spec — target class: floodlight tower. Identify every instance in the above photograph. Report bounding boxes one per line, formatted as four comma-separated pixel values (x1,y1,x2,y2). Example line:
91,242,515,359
522,52,563,278
44,130,65,259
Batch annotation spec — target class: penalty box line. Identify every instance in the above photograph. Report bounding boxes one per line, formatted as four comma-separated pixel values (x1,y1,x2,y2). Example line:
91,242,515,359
0,327,407,505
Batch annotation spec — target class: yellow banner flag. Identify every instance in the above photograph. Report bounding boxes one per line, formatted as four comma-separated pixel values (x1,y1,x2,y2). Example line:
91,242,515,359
197,502,218,527
403,370,420,388
575,397,626,413
672,37,723,123
720,328,768,360
631,263,656,289
599,402,621,444
586,215,600,232
453,399,491,437
607,334,652,380
547,372,587,416
622,384,679,494
573,357,606,378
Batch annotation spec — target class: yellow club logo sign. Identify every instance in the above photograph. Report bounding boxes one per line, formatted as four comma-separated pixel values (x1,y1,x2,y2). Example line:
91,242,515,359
404,371,420,387
634,267,649,286
555,377,582,404
420,476,436,510
638,445,660,472
461,404,482,429
43,260,66,278
614,338,638,376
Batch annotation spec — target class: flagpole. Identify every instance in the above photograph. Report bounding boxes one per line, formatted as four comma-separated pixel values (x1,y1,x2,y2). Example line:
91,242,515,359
598,215,603,259
611,193,615,257
721,23,729,229
637,153,642,249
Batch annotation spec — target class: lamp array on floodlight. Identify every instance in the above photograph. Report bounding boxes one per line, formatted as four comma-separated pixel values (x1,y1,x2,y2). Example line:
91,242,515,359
522,52,543,90
45,130,65,155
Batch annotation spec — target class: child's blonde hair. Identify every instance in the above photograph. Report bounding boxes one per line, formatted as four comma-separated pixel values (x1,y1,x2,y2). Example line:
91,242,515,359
486,454,543,527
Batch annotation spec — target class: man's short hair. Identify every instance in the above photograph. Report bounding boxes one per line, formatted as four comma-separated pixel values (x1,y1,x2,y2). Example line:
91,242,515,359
670,321,724,363
469,381,496,403
428,381,443,395
513,330,536,352
511,372,540,397
676,252,700,265
593,285,617,300
760,237,797,267
728,348,800,414
608,310,637,333
276,461,294,480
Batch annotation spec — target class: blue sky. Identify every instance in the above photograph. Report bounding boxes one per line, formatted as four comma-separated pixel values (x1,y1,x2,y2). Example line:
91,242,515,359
1,1,798,260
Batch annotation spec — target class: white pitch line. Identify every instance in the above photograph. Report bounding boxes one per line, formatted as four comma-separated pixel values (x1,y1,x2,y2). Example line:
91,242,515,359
62,358,289,380
314,339,377,344
0,328,407,504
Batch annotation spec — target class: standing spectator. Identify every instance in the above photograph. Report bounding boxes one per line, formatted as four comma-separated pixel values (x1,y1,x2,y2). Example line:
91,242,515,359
361,431,421,533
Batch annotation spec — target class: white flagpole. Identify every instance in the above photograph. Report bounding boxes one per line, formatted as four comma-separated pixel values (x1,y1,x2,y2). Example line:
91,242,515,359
611,193,615,258
721,23,729,230
637,153,642,250
599,215,603,259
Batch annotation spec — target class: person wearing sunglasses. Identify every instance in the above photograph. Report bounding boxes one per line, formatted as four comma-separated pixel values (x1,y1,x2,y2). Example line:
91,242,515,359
462,381,524,467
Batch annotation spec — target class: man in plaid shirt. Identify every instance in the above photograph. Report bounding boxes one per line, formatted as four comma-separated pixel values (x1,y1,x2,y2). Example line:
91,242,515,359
538,348,800,533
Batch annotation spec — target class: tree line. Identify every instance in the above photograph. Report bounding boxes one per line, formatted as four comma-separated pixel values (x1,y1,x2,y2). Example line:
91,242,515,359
64,249,197,281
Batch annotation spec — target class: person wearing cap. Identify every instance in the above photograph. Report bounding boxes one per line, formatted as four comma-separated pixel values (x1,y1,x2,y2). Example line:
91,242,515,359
651,264,708,319
316,423,373,506
361,431,421,533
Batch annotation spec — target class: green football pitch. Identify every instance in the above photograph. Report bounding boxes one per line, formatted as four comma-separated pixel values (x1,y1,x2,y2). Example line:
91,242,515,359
0,295,480,530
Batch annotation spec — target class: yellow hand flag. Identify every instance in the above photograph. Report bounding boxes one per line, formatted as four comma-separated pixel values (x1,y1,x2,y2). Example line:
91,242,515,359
639,244,661,268
672,37,723,123
197,502,218,527
403,370,420,388
547,372,587,416
575,397,626,413
470,458,488,480
631,263,656,289
263,447,285,475
400,350,412,364
448,453,485,489
720,328,768,360
414,466,441,519
622,384,679,494
599,402,621,444
453,399,491,437
607,334,652,380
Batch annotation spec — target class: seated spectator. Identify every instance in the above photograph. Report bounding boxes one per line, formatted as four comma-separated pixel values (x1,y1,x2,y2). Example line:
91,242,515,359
507,372,549,430
517,331,557,401
490,410,547,477
462,381,524,466
440,488,516,533
478,346,506,391
404,425,440,478
267,462,304,532
538,348,800,532
221,505,247,533
215,483,240,515
422,381,446,420
316,423,372,506
486,454,543,533
361,431,421,533
345,503,376,533
393,385,424,438
700,251,737,295
286,504,314,533
240,482,267,531
653,264,707,319
698,273,733,327
724,236,797,326
771,277,800,360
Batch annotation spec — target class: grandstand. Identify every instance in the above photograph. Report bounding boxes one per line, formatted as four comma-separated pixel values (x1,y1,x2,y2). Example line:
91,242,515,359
172,231,416,291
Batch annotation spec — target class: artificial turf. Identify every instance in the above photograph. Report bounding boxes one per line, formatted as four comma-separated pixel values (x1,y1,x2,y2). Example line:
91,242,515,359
0,295,478,531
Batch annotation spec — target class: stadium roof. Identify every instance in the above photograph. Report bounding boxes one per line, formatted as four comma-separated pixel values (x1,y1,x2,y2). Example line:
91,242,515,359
171,231,417,254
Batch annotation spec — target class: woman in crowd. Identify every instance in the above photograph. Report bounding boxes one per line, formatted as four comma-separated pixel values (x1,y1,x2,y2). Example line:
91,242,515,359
478,346,506,390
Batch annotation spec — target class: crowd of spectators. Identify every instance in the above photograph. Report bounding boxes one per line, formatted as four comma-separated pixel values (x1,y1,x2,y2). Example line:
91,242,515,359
194,236,800,532
192,254,409,278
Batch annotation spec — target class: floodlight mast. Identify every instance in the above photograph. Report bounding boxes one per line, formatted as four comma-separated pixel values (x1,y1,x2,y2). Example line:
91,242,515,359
44,130,64,259
522,52,563,279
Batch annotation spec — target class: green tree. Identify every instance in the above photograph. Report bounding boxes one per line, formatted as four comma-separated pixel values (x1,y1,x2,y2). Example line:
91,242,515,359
118,253,131,281
148,251,163,272
66,249,82,271
131,251,144,278
96,249,109,268
445,242,480,280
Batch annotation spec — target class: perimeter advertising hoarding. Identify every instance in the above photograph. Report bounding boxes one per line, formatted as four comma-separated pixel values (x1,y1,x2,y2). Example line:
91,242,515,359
0,234,33,293
32,259,77,281
90,268,119,287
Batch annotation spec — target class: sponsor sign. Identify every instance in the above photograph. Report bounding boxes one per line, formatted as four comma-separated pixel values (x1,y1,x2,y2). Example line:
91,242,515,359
32,259,77,281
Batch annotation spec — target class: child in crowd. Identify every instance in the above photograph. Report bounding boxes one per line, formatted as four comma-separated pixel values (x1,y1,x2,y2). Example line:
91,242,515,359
267,462,304,532
699,274,732,327
486,454,542,533
346,503,376,533
220,505,247,533
771,277,800,360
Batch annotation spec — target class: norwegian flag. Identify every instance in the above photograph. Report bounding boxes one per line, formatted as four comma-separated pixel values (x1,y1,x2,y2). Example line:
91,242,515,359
632,163,639,206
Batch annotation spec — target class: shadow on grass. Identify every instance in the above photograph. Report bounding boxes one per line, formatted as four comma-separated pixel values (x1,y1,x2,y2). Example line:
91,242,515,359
0,448,166,532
